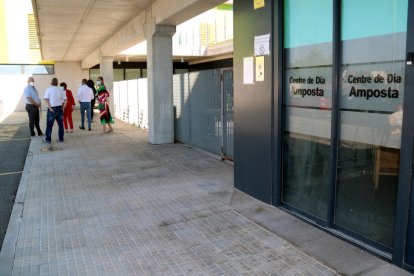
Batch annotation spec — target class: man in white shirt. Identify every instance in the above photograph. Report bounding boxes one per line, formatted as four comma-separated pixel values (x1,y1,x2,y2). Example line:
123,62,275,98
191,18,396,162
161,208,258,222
23,76,43,137
43,78,67,143
77,79,94,131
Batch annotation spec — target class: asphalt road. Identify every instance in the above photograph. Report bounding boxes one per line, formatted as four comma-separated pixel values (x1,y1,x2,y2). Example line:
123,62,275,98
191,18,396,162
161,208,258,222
0,113,31,250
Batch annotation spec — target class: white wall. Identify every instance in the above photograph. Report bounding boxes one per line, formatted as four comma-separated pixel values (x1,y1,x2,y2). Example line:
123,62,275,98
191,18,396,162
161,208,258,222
31,61,89,110
0,62,88,122
4,0,33,63
0,74,30,122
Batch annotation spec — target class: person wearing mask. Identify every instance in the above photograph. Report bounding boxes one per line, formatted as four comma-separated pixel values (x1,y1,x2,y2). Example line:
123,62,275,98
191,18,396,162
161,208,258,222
43,78,67,143
60,82,75,133
87,79,97,121
96,76,114,133
77,79,94,131
23,76,43,137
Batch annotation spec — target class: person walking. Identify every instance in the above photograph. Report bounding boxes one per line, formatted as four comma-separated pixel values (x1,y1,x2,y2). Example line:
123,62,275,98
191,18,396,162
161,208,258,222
23,76,43,137
96,76,114,133
60,82,75,133
77,79,94,131
87,79,97,121
43,78,67,143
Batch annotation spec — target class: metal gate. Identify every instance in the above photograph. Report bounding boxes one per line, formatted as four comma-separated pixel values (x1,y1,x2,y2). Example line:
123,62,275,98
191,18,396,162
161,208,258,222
221,69,233,160
173,68,234,160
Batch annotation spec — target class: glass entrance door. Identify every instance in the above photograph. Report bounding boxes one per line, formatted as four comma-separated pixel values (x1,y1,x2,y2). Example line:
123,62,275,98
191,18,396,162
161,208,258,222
335,0,408,249
281,0,409,252
282,0,333,220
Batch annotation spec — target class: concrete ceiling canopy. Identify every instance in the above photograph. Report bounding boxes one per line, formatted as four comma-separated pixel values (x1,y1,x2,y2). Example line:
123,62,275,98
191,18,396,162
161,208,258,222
32,0,226,67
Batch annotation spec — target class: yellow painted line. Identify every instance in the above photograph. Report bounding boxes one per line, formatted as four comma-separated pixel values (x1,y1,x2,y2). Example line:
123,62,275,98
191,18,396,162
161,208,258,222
0,171,23,176
0,138,31,142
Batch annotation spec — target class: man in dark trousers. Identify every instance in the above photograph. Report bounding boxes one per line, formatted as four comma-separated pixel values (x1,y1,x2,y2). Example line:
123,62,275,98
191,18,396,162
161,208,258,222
23,76,43,137
43,78,67,143
77,79,94,131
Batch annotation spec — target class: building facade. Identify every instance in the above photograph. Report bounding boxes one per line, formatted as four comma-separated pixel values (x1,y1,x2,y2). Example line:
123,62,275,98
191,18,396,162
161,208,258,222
233,0,414,271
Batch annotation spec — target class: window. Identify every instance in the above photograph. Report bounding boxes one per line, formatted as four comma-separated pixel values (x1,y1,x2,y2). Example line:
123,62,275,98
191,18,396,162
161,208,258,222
335,0,408,248
282,0,333,219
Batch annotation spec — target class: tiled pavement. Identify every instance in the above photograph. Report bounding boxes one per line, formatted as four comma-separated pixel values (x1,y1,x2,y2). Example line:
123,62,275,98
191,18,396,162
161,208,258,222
0,113,339,275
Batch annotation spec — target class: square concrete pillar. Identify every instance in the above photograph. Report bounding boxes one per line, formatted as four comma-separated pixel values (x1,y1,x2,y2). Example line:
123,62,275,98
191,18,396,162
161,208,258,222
146,24,176,144
99,56,114,114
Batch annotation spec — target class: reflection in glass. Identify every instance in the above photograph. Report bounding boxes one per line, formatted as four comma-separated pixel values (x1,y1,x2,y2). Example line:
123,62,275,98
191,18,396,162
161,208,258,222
89,69,100,81
125,69,141,80
114,69,124,82
335,0,407,247
282,0,332,219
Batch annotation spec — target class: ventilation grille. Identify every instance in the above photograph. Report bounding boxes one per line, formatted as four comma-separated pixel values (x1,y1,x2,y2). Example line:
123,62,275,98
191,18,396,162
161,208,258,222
28,14,39,49
28,14,42,63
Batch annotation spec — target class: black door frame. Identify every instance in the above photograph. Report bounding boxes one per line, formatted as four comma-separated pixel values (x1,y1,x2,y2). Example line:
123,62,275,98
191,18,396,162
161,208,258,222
393,0,414,268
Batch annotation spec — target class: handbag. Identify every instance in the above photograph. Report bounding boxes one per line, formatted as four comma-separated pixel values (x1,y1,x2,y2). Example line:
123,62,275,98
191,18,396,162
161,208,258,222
98,103,105,110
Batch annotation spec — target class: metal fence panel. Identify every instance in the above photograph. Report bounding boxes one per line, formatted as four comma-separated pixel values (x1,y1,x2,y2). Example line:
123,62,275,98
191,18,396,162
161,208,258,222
113,82,121,119
189,69,222,155
114,70,233,159
223,69,234,159
137,78,148,129
173,73,191,144
173,69,233,158
127,79,139,125
119,80,129,123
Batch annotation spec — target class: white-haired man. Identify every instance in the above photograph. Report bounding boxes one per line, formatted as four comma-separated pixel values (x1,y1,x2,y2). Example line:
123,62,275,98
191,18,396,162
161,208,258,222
23,76,43,137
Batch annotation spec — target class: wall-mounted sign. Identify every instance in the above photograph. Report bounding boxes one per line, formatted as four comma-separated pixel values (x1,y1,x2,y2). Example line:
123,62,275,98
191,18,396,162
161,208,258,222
289,76,325,97
254,0,265,9
243,56,254,84
255,56,264,82
346,73,401,100
285,67,332,109
340,64,405,113
254,34,270,56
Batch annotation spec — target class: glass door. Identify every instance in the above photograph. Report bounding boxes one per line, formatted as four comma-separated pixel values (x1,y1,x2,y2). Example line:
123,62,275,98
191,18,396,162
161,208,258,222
282,0,332,220
335,0,408,249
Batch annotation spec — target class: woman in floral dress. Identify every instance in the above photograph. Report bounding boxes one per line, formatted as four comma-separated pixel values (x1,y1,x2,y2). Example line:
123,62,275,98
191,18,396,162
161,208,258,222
96,76,114,133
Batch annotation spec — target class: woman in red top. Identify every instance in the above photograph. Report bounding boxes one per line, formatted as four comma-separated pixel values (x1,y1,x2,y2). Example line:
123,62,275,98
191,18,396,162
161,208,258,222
60,82,76,133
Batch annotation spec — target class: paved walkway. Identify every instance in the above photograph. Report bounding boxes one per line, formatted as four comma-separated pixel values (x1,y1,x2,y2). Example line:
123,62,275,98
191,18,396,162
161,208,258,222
0,112,411,275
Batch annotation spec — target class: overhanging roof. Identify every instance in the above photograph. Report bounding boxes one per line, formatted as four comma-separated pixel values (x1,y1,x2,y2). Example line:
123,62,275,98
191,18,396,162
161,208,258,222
32,0,154,62
32,0,227,67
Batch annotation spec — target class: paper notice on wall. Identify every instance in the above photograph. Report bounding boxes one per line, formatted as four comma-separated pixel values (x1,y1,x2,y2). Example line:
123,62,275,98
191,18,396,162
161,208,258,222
255,56,264,82
243,57,254,84
254,0,265,9
254,34,270,55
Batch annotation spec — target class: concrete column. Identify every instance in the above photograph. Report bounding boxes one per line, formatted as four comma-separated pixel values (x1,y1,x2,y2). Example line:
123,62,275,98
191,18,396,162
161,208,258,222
99,56,114,115
145,19,176,144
